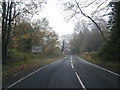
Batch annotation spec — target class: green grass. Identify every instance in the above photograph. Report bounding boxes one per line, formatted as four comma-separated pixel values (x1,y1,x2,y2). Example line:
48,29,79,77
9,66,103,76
79,52,120,74
2,54,64,81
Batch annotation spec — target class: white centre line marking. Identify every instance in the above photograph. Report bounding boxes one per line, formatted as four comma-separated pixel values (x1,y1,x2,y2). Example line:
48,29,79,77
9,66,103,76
71,56,72,63
71,63,74,69
70,56,74,69
75,72,87,90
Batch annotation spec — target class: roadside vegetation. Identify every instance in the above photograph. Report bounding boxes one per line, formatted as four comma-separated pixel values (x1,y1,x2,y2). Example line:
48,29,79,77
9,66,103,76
63,1,120,74
1,0,120,84
1,1,64,82
3,54,63,82
79,52,120,74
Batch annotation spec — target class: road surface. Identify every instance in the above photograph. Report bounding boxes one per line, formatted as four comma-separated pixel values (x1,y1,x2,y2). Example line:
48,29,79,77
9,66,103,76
5,55,120,89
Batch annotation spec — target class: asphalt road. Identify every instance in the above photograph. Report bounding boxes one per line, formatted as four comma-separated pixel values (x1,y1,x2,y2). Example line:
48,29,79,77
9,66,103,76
5,55,120,89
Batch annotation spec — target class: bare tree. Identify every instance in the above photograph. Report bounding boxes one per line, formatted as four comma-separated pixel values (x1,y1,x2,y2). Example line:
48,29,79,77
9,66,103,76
1,0,46,65
74,0,107,42
70,19,105,54
63,0,111,42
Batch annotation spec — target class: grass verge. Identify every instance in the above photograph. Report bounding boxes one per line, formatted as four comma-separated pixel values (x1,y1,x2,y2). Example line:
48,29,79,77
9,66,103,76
3,55,63,82
79,52,120,74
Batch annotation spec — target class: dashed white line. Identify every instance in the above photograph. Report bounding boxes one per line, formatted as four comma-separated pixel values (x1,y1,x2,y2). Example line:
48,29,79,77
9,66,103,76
71,56,72,63
71,56,86,90
71,56,72,61
75,72,87,90
71,63,74,69
70,56,74,69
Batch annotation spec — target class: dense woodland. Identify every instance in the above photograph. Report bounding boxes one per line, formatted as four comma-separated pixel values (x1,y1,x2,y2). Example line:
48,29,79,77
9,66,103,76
98,2,120,62
1,0,120,66
63,1,120,62
1,0,62,65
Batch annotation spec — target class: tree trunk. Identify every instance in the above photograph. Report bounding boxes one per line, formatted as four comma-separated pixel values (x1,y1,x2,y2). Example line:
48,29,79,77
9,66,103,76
2,1,13,65
61,40,65,53
2,1,7,65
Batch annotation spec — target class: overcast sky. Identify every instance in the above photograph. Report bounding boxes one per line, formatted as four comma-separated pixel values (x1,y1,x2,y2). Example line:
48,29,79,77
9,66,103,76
32,0,114,36
33,0,75,36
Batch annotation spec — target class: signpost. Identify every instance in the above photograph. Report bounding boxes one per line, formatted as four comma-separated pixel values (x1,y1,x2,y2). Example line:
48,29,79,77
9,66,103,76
32,46,43,53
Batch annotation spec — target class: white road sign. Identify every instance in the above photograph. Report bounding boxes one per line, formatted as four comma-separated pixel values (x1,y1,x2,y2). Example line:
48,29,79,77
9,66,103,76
32,46,43,53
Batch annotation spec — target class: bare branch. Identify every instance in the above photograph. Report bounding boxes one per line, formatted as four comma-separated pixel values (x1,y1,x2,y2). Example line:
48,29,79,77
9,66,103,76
99,13,111,17
96,0,106,10
81,0,96,8
64,2,80,22
65,11,79,22
92,0,108,16
74,0,107,42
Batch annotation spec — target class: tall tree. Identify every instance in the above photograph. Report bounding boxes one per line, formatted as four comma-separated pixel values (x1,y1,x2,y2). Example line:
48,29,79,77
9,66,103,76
63,0,111,42
2,1,14,65
98,2,120,62
69,19,107,54
1,0,46,65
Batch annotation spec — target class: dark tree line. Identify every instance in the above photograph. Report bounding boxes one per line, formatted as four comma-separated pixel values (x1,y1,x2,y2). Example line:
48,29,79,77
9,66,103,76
98,2,120,62
1,0,47,65
63,0,120,62
69,19,107,54
63,0,110,43
2,1,19,65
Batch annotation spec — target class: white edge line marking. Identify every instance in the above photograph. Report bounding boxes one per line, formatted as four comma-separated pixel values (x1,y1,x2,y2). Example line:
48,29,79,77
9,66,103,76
6,59,62,89
71,63,74,69
79,57,120,77
93,64,120,77
6,66,46,89
75,72,87,90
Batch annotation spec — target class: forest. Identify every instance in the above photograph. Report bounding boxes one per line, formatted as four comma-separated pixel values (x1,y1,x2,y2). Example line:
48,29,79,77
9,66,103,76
1,0,64,83
1,0,120,87
1,0,63,65
63,1,120,63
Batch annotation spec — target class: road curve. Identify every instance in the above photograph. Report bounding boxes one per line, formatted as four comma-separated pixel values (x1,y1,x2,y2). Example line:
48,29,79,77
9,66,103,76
4,55,120,89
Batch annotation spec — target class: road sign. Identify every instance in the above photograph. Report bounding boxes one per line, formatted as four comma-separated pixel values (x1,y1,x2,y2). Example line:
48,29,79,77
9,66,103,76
32,46,43,53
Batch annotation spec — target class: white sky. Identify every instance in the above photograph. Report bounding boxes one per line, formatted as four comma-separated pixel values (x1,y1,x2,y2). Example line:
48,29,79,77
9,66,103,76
33,0,74,36
32,0,114,36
